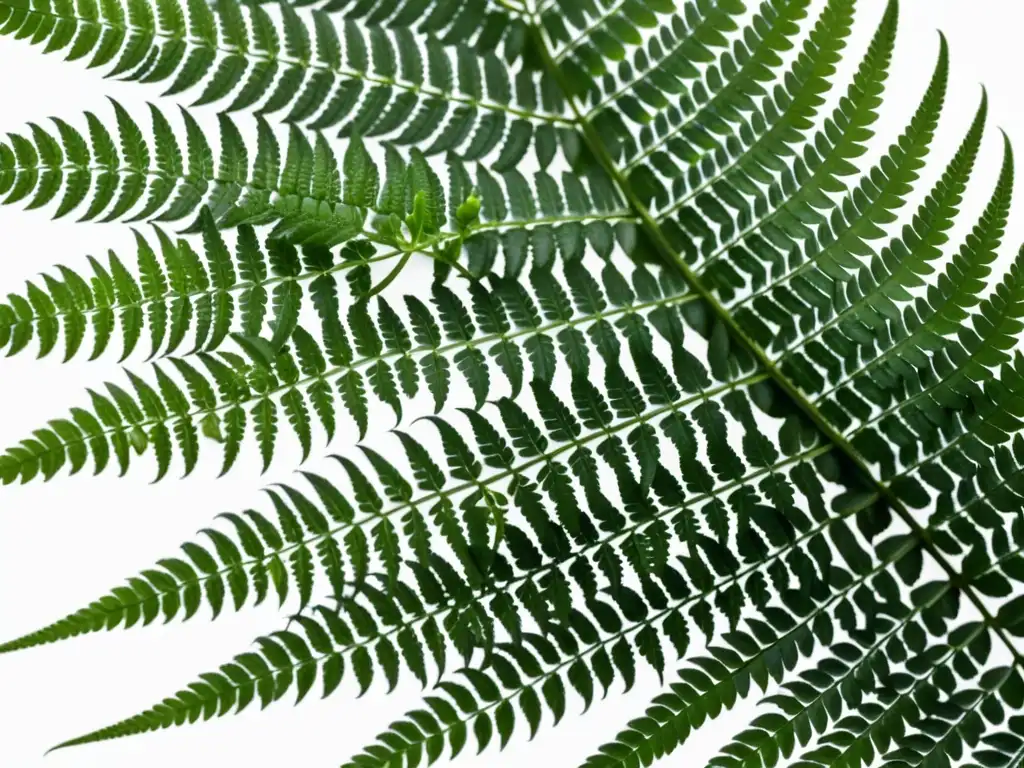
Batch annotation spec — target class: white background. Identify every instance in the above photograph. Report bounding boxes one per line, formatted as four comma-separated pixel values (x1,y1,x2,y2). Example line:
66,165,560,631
0,1,1022,766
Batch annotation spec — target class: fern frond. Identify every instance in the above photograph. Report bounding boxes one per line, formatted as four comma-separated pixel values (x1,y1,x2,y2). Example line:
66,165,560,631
0,0,556,150
795,624,1007,768
554,0,742,110
777,87,989,395
0,255,693,484
967,715,1024,768
738,625,995,768
7,0,1024,765
663,0,901,305
617,0,816,175
52,468,883,750
47,588,442,750
0,349,775,651
709,512,998,768
0,204,634,365
39,305,1020,748
704,7,926,319
355,525,917,768
524,2,1024,762
809,134,1014,423
340,410,1024,768
840,248,1024,480
0,218,379,363
0,98,633,265
633,0,862,215
586,500,1005,768
0,103,360,239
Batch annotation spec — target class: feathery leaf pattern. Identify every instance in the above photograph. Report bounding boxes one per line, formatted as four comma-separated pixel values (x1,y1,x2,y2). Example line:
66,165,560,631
3,0,1024,766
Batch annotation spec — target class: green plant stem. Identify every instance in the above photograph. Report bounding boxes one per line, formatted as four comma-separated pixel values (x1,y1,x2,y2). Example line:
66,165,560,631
528,23,1024,671
365,249,414,299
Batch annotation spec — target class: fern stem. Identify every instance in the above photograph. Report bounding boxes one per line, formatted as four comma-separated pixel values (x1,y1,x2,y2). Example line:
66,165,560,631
527,17,1024,675
365,250,415,299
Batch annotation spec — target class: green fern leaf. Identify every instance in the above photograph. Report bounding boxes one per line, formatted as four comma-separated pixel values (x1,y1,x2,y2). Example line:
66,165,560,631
7,2,1024,767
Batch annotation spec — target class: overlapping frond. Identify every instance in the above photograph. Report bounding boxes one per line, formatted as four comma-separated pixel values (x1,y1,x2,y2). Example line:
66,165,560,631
32,329,878,748
697,0,902,307
576,432,1024,767
809,135,1014,428
0,206,634,369
0,97,631,266
0,248,779,644
0,0,523,95
627,0,861,215
616,0,816,171
0,217,381,363
0,102,401,241
775,87,988,394
1,254,687,484
0,0,558,162
550,0,742,114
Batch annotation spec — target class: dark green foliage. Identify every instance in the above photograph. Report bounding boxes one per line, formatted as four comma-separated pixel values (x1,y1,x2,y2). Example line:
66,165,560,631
0,257,699,483
2,0,1024,767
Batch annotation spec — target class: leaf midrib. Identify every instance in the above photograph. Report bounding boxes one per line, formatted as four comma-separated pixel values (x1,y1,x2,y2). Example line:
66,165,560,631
330,495,908,768
5,212,634,336
527,21,1024,668
2,284,706,474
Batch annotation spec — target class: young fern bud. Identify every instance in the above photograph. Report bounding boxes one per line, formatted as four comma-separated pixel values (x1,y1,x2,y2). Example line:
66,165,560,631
456,194,483,232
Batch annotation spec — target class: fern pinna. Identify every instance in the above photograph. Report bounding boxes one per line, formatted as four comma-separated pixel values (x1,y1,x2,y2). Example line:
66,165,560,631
3,0,1024,766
